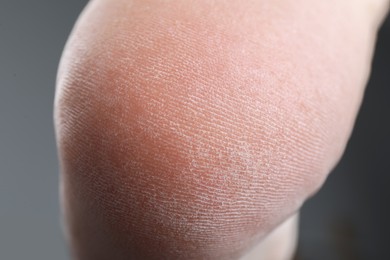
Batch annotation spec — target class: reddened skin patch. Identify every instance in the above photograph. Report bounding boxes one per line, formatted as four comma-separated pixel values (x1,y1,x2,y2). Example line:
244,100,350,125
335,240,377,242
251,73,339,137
55,0,382,259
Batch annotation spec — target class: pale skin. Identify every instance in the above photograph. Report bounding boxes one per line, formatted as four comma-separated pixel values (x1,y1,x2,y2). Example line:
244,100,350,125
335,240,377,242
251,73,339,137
54,0,389,259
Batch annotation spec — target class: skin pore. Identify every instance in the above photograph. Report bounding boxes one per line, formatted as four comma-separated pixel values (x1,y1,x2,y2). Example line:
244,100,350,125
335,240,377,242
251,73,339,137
55,0,389,259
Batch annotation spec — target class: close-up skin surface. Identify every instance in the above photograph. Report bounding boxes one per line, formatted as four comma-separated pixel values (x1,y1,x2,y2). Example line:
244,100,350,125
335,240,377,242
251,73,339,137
54,0,389,259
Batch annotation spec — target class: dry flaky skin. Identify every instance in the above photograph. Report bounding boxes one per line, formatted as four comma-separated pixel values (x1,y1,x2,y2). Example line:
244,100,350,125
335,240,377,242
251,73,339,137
55,0,388,259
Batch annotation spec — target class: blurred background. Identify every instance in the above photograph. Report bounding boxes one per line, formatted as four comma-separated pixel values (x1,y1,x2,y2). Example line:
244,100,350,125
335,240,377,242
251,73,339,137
0,1,388,259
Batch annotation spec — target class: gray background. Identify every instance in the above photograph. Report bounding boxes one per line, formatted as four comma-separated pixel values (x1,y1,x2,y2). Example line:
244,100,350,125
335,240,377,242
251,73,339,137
0,1,388,259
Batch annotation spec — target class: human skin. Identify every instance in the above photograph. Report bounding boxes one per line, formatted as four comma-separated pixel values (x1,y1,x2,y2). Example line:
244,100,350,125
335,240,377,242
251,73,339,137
54,0,389,259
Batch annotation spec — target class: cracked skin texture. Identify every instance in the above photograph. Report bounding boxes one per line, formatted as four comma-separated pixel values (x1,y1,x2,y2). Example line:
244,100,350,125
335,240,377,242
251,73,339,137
55,0,380,259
